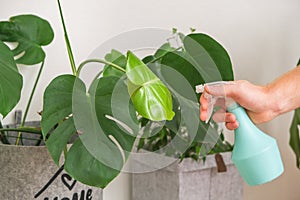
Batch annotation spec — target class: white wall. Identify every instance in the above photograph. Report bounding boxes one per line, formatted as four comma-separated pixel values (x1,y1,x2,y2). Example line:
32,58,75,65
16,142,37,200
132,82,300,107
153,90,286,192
1,0,300,199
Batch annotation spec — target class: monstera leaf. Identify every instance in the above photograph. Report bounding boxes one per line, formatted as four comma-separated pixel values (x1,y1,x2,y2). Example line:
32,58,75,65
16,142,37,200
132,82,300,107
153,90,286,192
161,33,233,91
126,51,174,121
0,14,54,65
143,43,176,64
103,49,126,77
154,43,176,58
161,51,204,99
183,33,233,82
42,74,138,188
41,75,78,164
0,42,22,117
0,14,54,117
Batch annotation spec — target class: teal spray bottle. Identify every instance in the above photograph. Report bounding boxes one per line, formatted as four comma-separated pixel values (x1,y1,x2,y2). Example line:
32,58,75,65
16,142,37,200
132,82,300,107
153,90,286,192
196,82,284,186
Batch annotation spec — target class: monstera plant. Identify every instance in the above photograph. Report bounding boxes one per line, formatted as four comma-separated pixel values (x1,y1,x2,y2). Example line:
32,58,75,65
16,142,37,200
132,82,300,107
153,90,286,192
0,0,235,188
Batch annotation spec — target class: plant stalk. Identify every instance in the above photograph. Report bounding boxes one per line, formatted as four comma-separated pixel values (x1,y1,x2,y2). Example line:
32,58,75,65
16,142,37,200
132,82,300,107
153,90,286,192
77,59,126,76
0,120,10,144
57,0,77,75
21,61,45,126
15,60,45,145
145,47,183,64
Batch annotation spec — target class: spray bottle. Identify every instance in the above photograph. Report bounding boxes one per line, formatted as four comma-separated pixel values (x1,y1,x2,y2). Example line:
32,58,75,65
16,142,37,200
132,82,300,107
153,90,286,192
196,81,284,186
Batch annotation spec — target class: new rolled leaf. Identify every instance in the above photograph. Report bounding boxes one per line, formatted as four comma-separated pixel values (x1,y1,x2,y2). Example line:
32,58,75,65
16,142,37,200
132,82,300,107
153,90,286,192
126,51,174,121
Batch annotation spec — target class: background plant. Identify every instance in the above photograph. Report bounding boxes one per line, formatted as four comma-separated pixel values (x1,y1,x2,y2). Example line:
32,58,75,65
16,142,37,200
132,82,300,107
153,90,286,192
289,59,300,169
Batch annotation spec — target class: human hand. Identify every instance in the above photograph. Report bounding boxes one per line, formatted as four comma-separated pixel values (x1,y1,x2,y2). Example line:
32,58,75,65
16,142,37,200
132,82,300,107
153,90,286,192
199,80,276,130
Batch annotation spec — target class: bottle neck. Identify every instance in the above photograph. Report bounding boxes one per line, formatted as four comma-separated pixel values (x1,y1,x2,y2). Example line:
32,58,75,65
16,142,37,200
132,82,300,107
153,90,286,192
227,104,253,125
227,104,259,142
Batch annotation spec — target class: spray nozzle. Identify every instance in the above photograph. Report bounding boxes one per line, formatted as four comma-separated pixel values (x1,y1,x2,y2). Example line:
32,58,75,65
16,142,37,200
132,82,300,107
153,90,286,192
196,81,237,123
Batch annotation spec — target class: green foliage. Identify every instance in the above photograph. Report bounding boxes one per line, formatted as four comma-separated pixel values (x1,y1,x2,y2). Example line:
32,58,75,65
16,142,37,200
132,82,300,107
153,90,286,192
41,75,78,164
0,15,54,65
64,139,120,188
0,42,22,117
139,32,234,160
126,51,175,121
41,31,234,187
289,63,300,169
289,108,300,168
41,74,139,188
0,3,236,189
0,15,54,118
183,33,234,82
103,49,126,77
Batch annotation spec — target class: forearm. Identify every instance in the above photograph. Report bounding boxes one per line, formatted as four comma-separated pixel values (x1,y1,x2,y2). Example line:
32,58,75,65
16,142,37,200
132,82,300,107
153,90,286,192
266,66,300,116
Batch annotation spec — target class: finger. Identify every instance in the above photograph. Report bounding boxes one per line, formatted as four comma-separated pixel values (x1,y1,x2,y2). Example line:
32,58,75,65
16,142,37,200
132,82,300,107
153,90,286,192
199,93,209,121
226,121,239,130
212,109,227,122
200,93,208,109
225,113,236,123
200,110,207,121
211,111,236,123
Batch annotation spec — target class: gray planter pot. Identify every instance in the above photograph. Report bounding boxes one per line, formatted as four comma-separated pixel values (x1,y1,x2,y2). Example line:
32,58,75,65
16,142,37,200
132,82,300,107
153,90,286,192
0,144,103,200
132,152,243,200
0,119,102,200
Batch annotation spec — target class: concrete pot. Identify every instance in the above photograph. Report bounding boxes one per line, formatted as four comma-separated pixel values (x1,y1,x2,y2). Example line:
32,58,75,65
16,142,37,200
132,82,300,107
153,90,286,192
132,152,243,200
0,119,102,200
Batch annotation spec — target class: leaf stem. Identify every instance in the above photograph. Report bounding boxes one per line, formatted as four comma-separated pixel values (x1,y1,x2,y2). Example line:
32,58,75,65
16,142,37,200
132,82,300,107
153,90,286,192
0,120,10,144
57,0,77,75
15,60,45,145
21,61,45,126
63,145,68,158
77,59,126,76
145,47,183,64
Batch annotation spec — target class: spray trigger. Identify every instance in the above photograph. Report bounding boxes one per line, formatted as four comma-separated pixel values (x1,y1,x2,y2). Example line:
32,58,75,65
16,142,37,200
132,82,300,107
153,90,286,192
195,81,235,123
195,84,218,123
